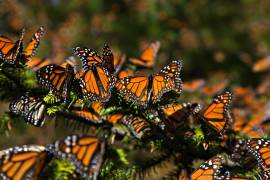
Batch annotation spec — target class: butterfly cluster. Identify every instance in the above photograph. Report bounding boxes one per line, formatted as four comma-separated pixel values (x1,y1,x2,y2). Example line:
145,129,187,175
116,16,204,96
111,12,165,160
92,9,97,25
0,27,269,179
0,135,106,180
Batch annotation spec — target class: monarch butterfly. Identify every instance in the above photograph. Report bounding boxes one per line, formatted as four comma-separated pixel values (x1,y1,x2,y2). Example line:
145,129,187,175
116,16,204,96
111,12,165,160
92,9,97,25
0,29,24,64
122,115,151,139
129,41,160,68
22,26,44,60
116,60,182,107
190,156,225,180
73,47,116,102
246,139,270,169
0,145,52,180
71,102,104,124
0,26,44,64
104,113,124,124
182,79,205,93
118,68,134,79
202,80,228,96
26,56,51,71
49,135,106,179
195,91,232,135
253,56,270,73
36,63,75,102
9,95,47,127
158,103,201,130
232,108,265,138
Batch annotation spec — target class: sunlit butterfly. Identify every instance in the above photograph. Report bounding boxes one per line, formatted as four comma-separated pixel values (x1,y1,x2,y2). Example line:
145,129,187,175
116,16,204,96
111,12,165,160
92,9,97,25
118,68,134,79
182,79,206,93
195,91,232,135
73,47,116,102
26,56,51,71
129,41,160,68
104,113,124,124
49,135,106,179
71,102,104,124
116,60,182,107
9,95,47,127
247,139,270,169
36,63,75,102
232,108,265,138
253,56,270,73
0,26,44,65
0,145,52,180
190,156,225,180
122,115,151,139
202,80,228,96
0,29,24,64
22,26,44,60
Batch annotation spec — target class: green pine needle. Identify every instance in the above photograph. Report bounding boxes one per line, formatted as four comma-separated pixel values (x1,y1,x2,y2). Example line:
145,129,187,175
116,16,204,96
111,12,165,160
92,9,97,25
47,106,62,115
192,126,205,146
44,92,60,104
115,148,129,165
49,159,77,180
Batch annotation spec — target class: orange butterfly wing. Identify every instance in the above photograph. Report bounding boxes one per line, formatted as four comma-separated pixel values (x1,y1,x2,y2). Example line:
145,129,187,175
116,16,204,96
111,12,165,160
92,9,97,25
36,64,75,100
118,68,134,79
72,102,104,123
203,91,232,134
0,29,24,64
73,47,102,70
182,79,206,92
0,145,51,180
152,74,174,103
247,139,270,168
122,115,151,139
129,41,160,68
190,156,224,180
26,56,51,71
105,113,124,124
158,60,183,93
23,26,44,59
49,135,106,179
80,65,115,102
116,76,150,106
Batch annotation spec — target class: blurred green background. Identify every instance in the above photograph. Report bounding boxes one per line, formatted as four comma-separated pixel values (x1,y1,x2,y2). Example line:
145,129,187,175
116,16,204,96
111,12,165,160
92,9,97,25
1,0,270,147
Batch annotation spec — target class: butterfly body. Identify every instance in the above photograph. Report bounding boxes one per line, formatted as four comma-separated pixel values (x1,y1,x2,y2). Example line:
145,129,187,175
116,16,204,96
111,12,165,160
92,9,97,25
74,46,116,102
80,63,115,102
